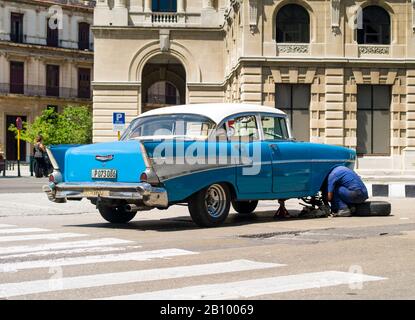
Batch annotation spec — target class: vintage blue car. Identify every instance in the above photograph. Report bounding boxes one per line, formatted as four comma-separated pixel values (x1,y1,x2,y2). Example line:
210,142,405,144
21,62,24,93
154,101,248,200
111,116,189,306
43,103,356,227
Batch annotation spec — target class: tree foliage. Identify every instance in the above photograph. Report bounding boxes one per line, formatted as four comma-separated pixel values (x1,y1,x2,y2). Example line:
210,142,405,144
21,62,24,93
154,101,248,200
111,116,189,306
8,106,92,145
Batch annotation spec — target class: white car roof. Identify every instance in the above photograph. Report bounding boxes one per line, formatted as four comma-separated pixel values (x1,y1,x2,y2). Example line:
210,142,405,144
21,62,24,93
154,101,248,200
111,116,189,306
137,103,286,124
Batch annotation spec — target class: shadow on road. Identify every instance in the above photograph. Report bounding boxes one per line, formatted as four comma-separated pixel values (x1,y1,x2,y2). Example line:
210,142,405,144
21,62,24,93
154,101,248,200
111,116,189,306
66,209,319,232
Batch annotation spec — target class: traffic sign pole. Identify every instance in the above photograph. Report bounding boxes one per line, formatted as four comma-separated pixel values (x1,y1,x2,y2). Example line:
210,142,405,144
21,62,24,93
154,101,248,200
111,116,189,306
118,131,121,141
17,129,20,161
16,117,22,177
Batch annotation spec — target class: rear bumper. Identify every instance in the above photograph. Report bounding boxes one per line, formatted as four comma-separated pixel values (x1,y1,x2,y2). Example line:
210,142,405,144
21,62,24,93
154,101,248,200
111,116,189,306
43,182,168,208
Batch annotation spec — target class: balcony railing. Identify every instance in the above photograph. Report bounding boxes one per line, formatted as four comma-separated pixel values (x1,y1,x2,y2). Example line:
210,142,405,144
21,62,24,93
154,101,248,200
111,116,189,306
358,44,390,55
151,12,178,24
47,0,96,8
3,34,94,52
0,83,91,100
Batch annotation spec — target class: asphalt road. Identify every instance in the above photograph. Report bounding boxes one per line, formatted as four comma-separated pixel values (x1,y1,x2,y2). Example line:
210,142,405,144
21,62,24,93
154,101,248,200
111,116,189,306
0,187,414,300
0,177,48,193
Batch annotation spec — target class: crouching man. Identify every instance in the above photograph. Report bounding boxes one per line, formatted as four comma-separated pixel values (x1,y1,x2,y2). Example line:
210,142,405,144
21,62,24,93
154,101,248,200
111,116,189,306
327,166,368,217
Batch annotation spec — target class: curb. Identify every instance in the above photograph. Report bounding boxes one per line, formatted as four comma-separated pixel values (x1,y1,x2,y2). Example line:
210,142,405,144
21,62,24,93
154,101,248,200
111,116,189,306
364,183,415,198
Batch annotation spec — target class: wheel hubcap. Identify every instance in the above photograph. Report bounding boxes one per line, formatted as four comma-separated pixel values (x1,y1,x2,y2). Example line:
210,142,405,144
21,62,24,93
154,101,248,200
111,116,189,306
205,184,226,218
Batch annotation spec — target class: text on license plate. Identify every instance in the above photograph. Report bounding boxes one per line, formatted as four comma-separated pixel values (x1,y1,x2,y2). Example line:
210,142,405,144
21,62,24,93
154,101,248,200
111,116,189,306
92,169,117,179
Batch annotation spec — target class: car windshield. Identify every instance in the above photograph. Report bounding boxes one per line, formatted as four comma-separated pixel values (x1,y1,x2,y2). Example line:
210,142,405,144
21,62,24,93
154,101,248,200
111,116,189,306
121,114,216,140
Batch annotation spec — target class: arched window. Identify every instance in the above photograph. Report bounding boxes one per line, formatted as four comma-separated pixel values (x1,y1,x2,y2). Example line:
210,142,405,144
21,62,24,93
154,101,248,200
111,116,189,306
152,0,177,12
357,6,390,44
147,81,180,105
276,4,310,43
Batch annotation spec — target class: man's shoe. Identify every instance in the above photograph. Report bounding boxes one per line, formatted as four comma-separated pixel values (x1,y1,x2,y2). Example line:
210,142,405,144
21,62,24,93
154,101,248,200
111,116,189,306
333,208,352,217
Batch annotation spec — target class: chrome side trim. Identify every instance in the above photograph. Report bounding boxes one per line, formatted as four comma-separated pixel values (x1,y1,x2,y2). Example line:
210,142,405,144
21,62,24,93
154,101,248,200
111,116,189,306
46,148,59,170
139,142,161,185
160,159,355,182
273,159,355,164
139,142,152,168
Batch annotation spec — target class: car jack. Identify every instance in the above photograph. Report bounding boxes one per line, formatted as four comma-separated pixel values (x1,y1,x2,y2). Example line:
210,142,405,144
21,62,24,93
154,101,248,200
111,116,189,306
299,195,331,218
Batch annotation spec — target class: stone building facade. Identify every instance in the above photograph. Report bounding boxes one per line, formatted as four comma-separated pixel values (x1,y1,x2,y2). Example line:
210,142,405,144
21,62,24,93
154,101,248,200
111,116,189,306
0,0,94,162
93,0,415,176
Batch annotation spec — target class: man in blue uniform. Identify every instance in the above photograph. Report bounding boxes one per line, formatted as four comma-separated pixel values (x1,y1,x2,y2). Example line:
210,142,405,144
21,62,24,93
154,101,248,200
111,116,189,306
327,166,368,217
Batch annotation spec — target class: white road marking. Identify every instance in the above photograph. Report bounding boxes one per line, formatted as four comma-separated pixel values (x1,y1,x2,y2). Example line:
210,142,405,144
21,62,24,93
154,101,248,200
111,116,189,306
0,228,49,235
0,233,85,243
0,259,280,298
1,246,133,260
103,271,386,300
0,238,134,255
0,224,16,228
0,248,197,272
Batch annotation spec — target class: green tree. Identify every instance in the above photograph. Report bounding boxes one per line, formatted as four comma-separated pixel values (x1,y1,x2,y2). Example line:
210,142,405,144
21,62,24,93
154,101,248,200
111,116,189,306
8,106,92,145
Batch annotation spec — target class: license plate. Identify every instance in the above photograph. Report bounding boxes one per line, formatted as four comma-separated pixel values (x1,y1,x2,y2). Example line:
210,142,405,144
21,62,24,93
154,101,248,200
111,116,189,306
84,190,110,197
91,169,117,179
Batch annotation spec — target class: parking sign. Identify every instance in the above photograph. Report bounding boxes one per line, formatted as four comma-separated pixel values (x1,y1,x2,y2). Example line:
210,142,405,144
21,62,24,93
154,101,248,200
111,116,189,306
113,112,125,132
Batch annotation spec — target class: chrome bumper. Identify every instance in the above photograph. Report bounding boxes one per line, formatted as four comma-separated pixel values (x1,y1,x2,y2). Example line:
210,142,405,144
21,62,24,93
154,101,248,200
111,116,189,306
43,182,168,208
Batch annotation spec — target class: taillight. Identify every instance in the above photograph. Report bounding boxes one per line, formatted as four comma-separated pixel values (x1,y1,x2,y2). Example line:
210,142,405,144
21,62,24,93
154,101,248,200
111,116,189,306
49,175,55,183
140,172,148,182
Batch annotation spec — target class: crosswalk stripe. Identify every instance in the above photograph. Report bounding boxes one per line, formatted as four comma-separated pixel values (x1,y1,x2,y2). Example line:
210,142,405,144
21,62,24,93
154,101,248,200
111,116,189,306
102,271,386,300
0,248,198,272
0,259,280,298
0,228,49,235
0,233,85,243
0,224,16,228
0,246,139,260
0,238,134,255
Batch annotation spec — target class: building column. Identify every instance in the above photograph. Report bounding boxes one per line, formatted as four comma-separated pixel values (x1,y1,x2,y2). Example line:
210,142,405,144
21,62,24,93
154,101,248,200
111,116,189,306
94,0,111,26
112,0,128,26
403,69,415,171
177,0,185,13
240,65,262,104
144,0,152,12
203,0,215,9
324,68,345,146
114,0,126,7
96,0,109,7
129,0,142,12
0,52,7,84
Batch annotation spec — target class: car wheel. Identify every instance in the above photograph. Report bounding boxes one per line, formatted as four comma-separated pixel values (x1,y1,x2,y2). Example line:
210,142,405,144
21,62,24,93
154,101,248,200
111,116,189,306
353,201,391,217
188,183,231,227
98,205,136,223
232,200,258,215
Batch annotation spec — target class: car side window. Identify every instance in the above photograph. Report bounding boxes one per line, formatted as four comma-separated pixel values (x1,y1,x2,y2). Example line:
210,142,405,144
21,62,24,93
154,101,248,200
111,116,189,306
215,123,228,141
226,115,259,142
261,115,290,140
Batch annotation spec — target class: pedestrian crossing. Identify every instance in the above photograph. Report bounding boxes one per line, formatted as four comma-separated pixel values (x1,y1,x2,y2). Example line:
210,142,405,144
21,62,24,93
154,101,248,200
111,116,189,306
0,232,85,243
103,271,385,300
0,224,15,228
0,223,387,299
0,227,49,235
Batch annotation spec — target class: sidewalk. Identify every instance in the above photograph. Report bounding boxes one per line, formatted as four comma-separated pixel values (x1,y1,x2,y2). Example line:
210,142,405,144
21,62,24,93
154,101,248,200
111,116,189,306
1,163,32,177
